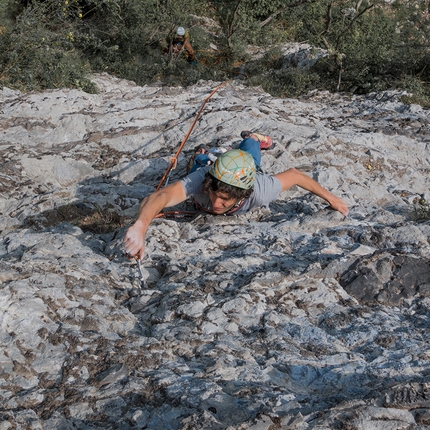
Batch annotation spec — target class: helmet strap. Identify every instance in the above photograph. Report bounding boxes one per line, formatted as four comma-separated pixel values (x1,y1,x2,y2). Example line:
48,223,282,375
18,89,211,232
192,197,245,215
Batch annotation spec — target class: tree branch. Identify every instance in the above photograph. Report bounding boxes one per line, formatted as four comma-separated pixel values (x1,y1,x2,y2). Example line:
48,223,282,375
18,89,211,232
259,0,318,28
321,2,333,37
349,4,375,29
227,0,243,47
335,4,374,50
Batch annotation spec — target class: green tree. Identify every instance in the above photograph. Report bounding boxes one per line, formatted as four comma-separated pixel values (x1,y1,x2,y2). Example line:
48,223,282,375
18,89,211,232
0,0,97,91
213,0,314,49
1,0,430,102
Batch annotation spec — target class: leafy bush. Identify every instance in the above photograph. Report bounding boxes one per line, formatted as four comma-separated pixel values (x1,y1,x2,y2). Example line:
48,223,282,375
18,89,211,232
399,76,430,109
0,0,430,105
248,68,320,98
413,199,430,222
241,46,314,97
0,0,98,92
241,0,430,102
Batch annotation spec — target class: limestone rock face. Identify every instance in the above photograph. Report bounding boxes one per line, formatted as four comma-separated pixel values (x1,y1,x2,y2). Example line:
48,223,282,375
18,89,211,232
340,252,430,306
1,73,429,429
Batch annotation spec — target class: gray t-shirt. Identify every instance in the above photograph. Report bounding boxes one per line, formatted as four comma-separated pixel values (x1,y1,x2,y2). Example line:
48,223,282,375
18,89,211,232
181,166,282,214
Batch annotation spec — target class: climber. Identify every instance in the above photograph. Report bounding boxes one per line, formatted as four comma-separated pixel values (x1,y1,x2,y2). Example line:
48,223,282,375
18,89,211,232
123,131,349,260
166,26,196,63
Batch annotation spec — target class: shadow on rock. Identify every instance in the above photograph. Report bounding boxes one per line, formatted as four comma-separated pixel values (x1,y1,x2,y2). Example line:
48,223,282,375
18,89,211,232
340,250,430,306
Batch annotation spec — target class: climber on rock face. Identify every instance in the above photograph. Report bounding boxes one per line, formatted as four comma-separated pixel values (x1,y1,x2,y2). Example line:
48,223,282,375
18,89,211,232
165,26,197,63
124,131,348,260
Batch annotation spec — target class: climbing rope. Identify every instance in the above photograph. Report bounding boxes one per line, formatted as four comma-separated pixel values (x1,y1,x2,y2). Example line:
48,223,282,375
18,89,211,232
156,80,230,191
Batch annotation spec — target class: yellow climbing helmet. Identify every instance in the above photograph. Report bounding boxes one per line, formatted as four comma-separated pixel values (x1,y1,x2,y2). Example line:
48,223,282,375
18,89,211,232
209,149,256,189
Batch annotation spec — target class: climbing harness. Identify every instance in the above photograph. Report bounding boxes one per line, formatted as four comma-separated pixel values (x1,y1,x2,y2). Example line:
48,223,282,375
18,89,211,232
169,42,186,61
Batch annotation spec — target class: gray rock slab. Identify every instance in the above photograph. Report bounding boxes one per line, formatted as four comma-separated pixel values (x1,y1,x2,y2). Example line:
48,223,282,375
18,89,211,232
0,73,429,429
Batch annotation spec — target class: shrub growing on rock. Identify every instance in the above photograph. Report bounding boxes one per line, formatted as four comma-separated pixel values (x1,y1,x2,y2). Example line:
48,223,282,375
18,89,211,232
0,0,97,91
0,0,429,104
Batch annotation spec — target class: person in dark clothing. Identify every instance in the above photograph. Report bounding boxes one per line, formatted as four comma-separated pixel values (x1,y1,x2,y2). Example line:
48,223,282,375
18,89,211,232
166,26,196,62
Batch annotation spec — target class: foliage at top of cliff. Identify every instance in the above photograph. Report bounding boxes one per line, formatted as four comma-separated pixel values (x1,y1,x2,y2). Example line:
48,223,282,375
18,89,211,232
0,0,429,104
